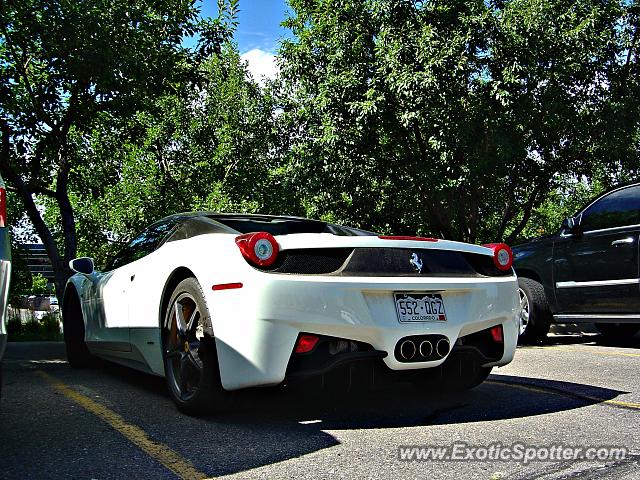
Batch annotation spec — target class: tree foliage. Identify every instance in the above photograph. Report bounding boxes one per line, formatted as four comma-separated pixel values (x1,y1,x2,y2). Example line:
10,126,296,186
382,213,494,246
31,273,48,295
5,191,34,304
52,45,292,268
0,0,235,296
277,0,640,242
2,0,640,299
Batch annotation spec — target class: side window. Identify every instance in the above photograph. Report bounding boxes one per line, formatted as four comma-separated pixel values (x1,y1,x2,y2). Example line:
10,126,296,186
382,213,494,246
580,186,640,232
107,220,178,270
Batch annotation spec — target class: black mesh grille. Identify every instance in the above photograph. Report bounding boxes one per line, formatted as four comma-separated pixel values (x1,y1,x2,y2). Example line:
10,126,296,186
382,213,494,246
262,248,353,274
462,252,512,277
341,248,506,277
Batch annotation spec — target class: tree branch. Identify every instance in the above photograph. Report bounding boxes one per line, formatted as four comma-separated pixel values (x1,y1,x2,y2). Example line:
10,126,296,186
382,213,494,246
56,155,78,266
625,14,639,69
6,184,58,198
0,22,53,129
0,123,61,268
56,81,86,140
0,118,67,297
410,123,455,239
506,181,547,243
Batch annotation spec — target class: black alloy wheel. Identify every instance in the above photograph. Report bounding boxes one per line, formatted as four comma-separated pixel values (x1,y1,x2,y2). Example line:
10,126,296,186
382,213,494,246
163,277,228,415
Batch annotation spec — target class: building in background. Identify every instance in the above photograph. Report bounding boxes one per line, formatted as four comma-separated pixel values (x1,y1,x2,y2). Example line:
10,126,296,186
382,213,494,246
20,244,55,284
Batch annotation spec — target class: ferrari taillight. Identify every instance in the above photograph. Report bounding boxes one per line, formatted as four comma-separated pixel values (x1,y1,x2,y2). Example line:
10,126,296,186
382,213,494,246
482,243,513,271
490,325,504,343
0,187,6,228
235,231,280,267
294,334,319,354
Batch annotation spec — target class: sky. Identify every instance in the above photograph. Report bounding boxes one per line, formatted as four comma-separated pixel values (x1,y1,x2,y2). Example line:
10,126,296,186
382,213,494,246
198,0,292,83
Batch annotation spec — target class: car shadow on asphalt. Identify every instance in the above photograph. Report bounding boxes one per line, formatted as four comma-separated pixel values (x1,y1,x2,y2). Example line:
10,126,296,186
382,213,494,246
9,343,629,478
592,334,640,348
52,361,625,476
225,374,625,428
80,359,627,424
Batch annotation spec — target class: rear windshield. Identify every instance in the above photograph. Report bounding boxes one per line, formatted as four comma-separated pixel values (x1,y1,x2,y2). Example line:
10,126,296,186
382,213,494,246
208,215,376,237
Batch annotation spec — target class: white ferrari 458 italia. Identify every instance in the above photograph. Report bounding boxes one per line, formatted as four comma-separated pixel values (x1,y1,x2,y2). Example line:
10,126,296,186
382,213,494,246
63,213,519,415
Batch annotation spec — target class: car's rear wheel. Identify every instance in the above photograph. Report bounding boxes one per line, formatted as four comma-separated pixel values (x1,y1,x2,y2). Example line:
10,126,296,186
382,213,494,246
62,289,93,368
163,277,228,416
595,323,640,341
517,278,552,344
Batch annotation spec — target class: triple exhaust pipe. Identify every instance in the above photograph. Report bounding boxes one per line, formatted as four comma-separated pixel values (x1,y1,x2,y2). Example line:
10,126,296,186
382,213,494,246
397,336,450,362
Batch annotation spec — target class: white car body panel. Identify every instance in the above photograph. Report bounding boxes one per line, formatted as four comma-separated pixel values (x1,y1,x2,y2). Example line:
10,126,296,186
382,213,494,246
66,226,519,391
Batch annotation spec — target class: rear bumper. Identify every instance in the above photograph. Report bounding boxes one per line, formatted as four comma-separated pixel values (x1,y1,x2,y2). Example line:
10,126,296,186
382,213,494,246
284,341,505,393
208,274,519,390
284,326,505,380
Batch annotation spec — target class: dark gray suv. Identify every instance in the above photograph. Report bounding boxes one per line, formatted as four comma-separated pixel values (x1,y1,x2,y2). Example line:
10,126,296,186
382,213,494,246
513,183,640,343
0,173,10,395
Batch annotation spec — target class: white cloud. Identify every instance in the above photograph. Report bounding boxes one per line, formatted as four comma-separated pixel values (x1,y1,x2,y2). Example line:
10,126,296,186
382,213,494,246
241,48,278,85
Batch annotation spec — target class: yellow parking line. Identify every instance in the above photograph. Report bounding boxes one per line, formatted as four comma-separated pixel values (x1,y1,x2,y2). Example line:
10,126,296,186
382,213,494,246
525,346,640,358
603,399,640,409
486,379,640,411
36,370,210,480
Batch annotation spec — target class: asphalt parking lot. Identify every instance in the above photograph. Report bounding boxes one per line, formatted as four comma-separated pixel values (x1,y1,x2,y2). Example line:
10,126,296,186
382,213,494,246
1,332,639,480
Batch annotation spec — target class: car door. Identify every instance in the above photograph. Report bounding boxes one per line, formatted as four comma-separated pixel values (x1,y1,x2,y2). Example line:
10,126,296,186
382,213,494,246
87,237,153,351
90,262,138,351
99,219,179,344
553,185,640,313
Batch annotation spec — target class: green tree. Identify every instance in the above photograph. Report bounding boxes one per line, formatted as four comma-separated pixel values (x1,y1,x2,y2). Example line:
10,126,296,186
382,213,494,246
277,0,640,242
8,244,31,305
518,177,606,241
31,273,48,295
51,43,291,268
0,0,236,298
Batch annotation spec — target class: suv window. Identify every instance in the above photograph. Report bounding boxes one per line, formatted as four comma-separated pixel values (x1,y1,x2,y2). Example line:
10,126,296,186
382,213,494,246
107,219,179,270
580,186,640,232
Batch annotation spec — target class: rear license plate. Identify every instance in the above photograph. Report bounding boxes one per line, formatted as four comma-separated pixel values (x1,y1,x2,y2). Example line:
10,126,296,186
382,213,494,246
394,293,447,323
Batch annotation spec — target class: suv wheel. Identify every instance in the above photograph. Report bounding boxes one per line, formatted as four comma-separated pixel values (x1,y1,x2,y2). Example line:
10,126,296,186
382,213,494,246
517,278,552,344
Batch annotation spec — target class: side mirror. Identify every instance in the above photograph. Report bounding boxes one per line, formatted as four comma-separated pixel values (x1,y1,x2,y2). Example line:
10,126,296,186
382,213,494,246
561,217,575,230
69,257,95,275
561,216,582,236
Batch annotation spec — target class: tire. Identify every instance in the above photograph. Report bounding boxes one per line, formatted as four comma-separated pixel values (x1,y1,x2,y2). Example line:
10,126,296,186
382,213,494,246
162,277,229,416
517,278,552,344
62,289,93,368
595,323,640,341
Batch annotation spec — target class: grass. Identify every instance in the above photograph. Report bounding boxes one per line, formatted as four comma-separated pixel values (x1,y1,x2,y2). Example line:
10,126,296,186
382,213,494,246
8,332,63,342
